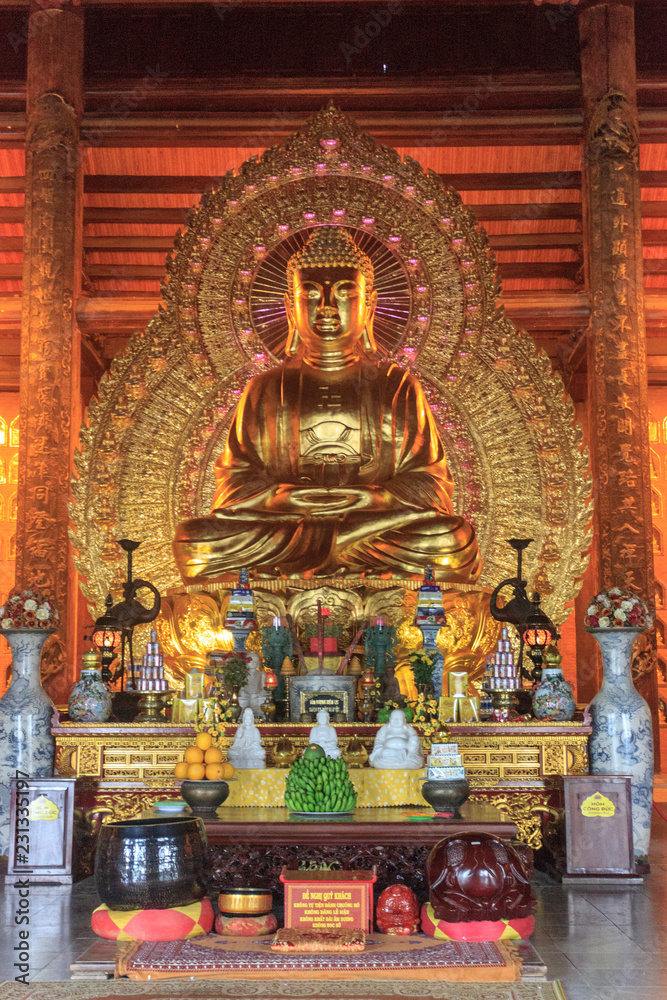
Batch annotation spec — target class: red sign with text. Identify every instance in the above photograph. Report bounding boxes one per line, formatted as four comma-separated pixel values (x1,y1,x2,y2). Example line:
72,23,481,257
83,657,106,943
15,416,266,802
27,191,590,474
280,868,376,933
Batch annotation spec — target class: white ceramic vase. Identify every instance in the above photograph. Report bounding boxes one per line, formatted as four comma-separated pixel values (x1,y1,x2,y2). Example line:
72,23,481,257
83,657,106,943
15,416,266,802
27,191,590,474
587,626,654,860
0,628,56,854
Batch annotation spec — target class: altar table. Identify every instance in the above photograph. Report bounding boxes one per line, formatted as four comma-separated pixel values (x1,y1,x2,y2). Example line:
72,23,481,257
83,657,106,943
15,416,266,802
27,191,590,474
53,716,590,849
144,802,518,897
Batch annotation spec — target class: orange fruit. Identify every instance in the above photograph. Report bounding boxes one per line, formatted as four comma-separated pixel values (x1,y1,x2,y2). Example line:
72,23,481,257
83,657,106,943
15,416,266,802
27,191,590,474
187,762,206,780
222,762,235,780
205,762,225,781
184,746,204,764
174,761,189,779
204,747,223,764
195,732,212,751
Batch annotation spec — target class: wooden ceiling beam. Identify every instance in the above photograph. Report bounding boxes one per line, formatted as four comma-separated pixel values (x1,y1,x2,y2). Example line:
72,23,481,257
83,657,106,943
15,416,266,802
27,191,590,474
0,203,595,226
2,170,667,195
0,231,593,253
0,65,662,146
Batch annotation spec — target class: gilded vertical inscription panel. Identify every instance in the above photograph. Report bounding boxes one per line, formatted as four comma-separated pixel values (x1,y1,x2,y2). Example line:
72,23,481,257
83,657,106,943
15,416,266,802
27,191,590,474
585,91,657,687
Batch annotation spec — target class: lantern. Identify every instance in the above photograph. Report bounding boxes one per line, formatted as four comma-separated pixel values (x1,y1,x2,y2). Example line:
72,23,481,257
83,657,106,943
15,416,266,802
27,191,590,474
522,595,557,681
92,594,122,683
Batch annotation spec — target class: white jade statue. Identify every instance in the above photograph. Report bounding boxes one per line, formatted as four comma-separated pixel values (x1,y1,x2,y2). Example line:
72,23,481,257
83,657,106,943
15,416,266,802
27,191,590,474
228,707,266,769
369,709,424,770
307,710,341,759
238,651,266,719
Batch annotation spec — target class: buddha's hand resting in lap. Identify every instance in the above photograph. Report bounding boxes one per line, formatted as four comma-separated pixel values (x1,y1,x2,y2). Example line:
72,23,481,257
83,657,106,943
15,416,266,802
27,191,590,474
228,484,425,519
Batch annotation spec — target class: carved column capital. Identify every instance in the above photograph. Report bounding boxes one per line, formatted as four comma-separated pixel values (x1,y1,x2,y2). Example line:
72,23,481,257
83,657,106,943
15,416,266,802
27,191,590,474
587,89,639,166
26,92,78,154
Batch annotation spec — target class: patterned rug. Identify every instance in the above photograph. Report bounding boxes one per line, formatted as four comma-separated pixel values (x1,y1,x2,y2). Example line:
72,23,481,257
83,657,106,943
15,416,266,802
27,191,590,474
115,934,521,982
0,982,569,1000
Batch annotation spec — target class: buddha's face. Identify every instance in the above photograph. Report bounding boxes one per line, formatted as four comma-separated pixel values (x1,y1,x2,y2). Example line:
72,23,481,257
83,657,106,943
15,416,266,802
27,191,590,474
389,710,405,729
284,265,377,366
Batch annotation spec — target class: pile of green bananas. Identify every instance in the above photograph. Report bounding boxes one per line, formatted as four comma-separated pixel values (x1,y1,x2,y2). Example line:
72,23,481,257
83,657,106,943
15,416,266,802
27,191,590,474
285,747,358,813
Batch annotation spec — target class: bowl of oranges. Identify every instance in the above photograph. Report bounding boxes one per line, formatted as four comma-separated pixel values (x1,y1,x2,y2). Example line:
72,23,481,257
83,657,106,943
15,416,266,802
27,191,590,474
175,732,235,817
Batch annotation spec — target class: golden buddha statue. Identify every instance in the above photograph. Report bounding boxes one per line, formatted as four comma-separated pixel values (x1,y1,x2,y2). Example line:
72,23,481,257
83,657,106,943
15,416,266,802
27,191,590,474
173,227,480,584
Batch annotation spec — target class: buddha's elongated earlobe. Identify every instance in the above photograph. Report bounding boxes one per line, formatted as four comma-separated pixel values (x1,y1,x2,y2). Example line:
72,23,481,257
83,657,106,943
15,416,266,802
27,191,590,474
284,291,301,355
362,289,378,352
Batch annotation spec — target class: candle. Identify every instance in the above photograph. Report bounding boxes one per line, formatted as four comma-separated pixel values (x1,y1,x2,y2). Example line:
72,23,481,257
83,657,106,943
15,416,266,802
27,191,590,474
272,616,281,629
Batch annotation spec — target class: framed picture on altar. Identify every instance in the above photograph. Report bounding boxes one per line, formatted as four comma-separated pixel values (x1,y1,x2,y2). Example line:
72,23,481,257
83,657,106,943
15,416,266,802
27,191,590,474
300,690,350,720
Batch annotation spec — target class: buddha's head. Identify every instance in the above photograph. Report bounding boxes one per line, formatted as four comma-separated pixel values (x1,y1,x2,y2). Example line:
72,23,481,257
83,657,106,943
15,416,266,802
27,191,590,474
389,709,406,729
284,227,378,368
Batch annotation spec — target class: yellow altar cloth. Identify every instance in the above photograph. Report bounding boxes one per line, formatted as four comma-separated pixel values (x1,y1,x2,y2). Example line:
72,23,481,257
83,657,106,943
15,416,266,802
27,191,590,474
225,768,429,809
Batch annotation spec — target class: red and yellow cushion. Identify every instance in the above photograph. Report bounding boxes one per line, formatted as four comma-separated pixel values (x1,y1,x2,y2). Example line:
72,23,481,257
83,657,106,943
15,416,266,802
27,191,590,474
92,897,214,941
421,902,534,942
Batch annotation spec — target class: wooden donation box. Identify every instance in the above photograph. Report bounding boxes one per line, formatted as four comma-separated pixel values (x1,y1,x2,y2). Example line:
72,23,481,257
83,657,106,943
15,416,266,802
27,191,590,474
6,777,77,884
563,775,635,877
281,867,376,933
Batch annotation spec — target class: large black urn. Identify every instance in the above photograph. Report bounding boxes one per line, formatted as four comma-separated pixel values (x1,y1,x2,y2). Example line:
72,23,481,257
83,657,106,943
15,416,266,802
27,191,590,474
95,816,209,910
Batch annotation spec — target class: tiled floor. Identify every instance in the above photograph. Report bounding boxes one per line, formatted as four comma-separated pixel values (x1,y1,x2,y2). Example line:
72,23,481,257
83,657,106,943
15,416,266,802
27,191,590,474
1,813,667,993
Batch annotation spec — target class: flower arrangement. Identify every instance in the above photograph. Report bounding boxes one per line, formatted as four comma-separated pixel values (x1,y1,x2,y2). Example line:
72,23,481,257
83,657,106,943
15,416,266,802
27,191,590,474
194,705,233,749
584,588,653,630
409,649,437,687
0,587,60,630
410,692,441,738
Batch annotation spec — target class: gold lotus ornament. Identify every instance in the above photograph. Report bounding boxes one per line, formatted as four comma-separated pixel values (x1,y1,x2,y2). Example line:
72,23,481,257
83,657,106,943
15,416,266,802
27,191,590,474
271,736,298,768
343,736,368,769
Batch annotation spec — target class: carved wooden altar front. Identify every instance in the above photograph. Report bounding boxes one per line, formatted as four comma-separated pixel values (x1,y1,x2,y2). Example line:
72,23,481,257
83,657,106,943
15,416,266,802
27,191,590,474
54,716,590,851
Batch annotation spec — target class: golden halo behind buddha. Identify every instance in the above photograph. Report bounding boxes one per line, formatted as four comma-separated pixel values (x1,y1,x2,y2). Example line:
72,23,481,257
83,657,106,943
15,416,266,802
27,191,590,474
70,105,592,639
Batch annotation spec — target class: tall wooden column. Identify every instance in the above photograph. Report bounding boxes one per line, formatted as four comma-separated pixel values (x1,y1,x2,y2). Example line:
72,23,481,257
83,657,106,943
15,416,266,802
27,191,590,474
579,0,661,755
17,1,84,701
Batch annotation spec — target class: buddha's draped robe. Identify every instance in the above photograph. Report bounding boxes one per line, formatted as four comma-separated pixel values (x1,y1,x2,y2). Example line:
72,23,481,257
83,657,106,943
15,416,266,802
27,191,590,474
173,359,481,583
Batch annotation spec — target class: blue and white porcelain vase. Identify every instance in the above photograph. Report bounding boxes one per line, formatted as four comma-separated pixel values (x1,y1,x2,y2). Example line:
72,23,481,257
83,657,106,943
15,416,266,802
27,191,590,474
587,626,654,861
68,651,112,723
0,628,56,854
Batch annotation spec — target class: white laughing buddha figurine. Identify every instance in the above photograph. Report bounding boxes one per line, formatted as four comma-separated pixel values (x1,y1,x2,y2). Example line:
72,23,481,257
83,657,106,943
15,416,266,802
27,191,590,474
228,707,266,769
369,709,425,770
307,709,341,759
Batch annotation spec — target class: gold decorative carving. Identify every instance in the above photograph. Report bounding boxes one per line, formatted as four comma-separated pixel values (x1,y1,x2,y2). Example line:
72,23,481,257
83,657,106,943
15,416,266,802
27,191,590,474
54,745,76,778
470,790,552,849
75,744,101,776
589,90,639,163
92,791,169,823
70,107,592,636
157,590,234,678
20,87,82,684
287,587,365,641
